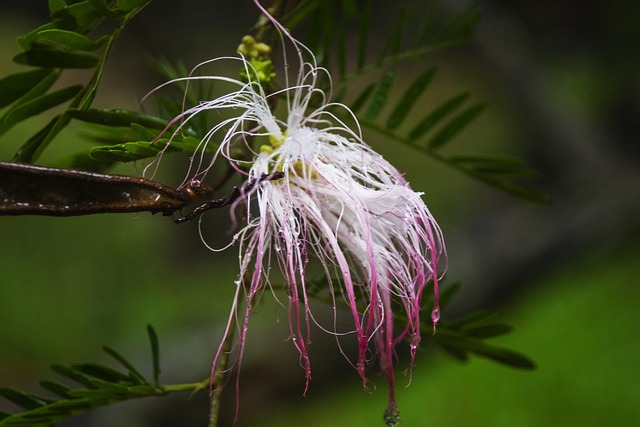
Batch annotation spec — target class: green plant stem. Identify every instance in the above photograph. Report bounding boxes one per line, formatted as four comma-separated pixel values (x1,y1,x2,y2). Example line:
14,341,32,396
208,303,238,427
162,379,210,393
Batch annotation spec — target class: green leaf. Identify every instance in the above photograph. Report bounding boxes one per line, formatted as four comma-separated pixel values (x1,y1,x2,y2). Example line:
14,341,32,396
121,141,161,156
88,146,139,162
469,171,552,204
38,380,71,399
88,142,157,162
365,69,395,122
48,0,67,14
50,1,104,32
67,108,171,129
116,0,150,12
436,331,536,369
438,342,469,362
72,364,132,383
130,122,158,140
12,116,59,162
44,397,93,410
36,29,110,51
474,345,537,370
0,85,82,136
0,388,54,410
87,378,133,395
147,325,161,384
66,388,113,399
415,0,439,48
7,69,60,107
331,85,347,106
349,83,374,114
385,67,437,130
87,135,209,164
87,0,121,17
432,5,478,46
281,1,319,31
0,68,56,109
17,23,57,51
155,96,183,122
442,154,551,203
14,49,100,69
102,346,147,384
356,1,372,71
377,1,409,61
451,155,538,177
408,92,470,140
447,310,495,329
427,103,485,150
50,364,95,389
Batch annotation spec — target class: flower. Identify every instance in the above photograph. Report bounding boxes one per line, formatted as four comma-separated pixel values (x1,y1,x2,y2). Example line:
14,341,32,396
152,2,446,423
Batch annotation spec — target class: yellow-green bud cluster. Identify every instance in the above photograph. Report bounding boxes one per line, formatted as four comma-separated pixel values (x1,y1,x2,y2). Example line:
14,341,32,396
237,35,271,58
237,35,276,85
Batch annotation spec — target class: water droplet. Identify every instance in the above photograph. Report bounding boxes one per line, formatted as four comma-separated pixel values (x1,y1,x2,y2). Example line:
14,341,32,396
431,307,440,324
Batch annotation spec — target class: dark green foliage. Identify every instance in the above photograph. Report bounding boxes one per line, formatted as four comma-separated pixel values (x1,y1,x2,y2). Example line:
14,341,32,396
345,68,548,202
349,83,375,115
13,49,100,68
0,0,152,164
356,1,372,71
386,67,437,130
62,108,215,166
286,0,545,202
0,326,185,427
427,102,486,149
408,92,471,140
423,285,536,370
365,69,396,122
0,85,82,136
295,0,477,78
0,69,60,113
435,327,536,369
310,277,535,371
33,29,110,51
0,68,57,109
148,325,161,384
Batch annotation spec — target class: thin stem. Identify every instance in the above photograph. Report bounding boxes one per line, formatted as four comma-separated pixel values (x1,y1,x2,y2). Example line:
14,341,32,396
208,300,238,427
162,378,210,393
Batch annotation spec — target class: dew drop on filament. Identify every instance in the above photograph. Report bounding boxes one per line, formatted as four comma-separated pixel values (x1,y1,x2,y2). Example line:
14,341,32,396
431,307,440,325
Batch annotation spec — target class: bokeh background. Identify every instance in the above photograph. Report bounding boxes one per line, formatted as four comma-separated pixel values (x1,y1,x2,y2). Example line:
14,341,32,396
1,1,639,426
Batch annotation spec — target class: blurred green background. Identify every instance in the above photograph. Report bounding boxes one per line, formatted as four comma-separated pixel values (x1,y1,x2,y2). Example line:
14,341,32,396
1,1,639,426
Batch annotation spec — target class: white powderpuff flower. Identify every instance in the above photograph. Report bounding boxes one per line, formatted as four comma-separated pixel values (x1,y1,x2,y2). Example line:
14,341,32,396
151,2,446,422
